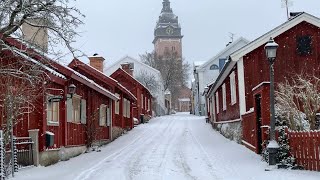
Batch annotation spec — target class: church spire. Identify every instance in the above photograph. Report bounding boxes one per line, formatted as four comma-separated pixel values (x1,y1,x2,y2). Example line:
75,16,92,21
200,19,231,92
162,0,172,13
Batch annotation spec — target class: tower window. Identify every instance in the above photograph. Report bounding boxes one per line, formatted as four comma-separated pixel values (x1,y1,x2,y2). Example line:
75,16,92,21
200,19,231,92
210,64,219,70
172,46,176,51
297,35,312,56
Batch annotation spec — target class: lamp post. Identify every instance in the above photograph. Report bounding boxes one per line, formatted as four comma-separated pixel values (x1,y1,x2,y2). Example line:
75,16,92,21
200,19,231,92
265,37,279,166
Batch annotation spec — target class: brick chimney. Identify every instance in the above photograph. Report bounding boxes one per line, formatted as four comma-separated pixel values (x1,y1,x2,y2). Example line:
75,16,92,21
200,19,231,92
89,53,105,72
121,63,134,76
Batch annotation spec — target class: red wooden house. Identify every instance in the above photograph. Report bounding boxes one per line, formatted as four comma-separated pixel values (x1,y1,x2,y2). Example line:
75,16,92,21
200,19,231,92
68,58,137,133
0,37,122,166
206,12,320,153
110,65,153,123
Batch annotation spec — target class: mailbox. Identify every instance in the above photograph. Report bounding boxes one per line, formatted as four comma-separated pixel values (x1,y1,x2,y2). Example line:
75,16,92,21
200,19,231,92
46,131,54,147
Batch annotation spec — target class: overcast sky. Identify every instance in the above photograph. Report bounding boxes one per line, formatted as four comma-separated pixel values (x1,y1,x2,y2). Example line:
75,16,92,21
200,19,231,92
70,0,320,66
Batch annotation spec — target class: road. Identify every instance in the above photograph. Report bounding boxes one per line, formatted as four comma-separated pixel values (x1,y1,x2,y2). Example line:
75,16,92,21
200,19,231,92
15,113,320,180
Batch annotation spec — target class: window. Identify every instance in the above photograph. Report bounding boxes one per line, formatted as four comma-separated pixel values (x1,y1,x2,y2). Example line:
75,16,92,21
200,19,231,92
148,99,151,111
230,72,237,105
297,35,312,56
210,64,219,70
66,95,86,124
123,98,127,118
106,103,111,127
73,96,81,123
141,94,144,109
145,97,147,110
126,100,131,118
115,93,120,115
222,84,226,111
216,92,219,114
47,96,59,125
99,104,107,126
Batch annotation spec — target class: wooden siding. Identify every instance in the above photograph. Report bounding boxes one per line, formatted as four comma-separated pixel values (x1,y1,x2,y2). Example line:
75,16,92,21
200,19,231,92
243,21,320,111
214,66,240,122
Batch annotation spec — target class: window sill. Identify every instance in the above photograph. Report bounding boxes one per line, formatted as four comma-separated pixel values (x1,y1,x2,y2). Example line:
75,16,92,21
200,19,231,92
47,121,59,126
68,122,82,125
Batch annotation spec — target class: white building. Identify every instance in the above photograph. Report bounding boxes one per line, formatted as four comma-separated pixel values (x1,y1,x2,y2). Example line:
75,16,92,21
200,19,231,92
105,56,167,116
193,37,249,116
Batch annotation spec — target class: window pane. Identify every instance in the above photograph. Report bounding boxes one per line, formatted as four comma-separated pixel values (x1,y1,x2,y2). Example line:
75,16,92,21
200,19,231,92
52,102,59,122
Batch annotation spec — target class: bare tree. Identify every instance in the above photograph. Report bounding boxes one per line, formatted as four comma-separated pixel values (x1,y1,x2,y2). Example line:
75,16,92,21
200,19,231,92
276,73,320,130
0,1,84,170
85,108,103,152
135,70,160,95
140,51,190,91
0,52,46,147
0,0,84,58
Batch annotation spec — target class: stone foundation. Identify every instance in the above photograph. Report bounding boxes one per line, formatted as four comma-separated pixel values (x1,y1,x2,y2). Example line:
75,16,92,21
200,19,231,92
215,121,242,143
39,146,86,166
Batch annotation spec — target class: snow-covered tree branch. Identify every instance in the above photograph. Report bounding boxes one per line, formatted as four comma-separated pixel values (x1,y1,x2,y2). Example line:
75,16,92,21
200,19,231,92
275,73,320,130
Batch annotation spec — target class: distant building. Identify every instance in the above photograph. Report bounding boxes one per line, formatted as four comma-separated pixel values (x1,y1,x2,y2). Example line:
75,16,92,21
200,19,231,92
153,0,191,112
105,56,167,116
192,38,249,116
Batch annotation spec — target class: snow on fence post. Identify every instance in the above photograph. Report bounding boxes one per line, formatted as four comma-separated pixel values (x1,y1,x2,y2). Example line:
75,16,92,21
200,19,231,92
13,138,18,172
0,130,4,180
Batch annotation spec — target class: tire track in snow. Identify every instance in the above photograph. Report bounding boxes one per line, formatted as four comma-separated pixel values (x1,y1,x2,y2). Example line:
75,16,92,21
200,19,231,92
128,118,178,180
187,127,222,180
74,119,166,180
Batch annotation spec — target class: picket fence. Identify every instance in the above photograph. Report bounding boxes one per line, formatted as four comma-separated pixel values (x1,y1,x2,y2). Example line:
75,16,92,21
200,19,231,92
288,130,320,171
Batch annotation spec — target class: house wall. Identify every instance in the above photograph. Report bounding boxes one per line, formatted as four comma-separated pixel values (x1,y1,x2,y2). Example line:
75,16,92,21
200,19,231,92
105,56,166,115
112,72,152,122
214,67,240,122
243,21,320,112
239,21,320,153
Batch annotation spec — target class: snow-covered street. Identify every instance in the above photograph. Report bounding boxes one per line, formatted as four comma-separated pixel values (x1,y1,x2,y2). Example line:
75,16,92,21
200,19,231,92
13,113,320,180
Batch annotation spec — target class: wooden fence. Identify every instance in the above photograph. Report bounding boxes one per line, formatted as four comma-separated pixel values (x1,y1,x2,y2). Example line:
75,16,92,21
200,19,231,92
288,130,320,171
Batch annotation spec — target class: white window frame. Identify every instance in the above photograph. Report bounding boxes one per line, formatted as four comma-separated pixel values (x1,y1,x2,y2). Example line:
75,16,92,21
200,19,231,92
148,99,151,111
145,97,147,110
73,95,81,123
99,104,107,126
126,100,131,118
47,95,59,125
216,92,219,114
141,94,144,109
115,93,120,115
230,72,237,105
222,83,227,111
123,98,127,118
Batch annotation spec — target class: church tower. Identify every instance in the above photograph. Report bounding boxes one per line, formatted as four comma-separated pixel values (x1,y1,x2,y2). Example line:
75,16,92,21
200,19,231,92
153,0,183,59
153,0,191,112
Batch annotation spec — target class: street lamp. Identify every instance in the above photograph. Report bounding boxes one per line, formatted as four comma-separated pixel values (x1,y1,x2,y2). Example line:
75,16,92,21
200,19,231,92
68,84,76,99
265,37,279,166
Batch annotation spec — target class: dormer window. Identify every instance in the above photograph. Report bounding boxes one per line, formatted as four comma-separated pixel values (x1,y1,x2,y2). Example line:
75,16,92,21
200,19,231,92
210,64,219,70
297,35,312,56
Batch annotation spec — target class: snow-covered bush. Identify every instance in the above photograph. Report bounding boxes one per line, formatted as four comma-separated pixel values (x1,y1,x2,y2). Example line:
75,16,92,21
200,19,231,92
216,122,242,143
275,74,320,130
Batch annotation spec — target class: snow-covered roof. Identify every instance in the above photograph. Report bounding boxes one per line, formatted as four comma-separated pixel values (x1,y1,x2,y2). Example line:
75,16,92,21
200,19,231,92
117,82,137,101
106,55,161,75
230,13,320,61
63,65,120,101
199,37,249,69
117,68,152,95
13,49,67,80
211,12,320,96
193,61,206,67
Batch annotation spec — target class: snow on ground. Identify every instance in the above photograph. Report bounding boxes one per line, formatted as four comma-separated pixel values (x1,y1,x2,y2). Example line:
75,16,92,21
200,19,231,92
13,113,320,180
